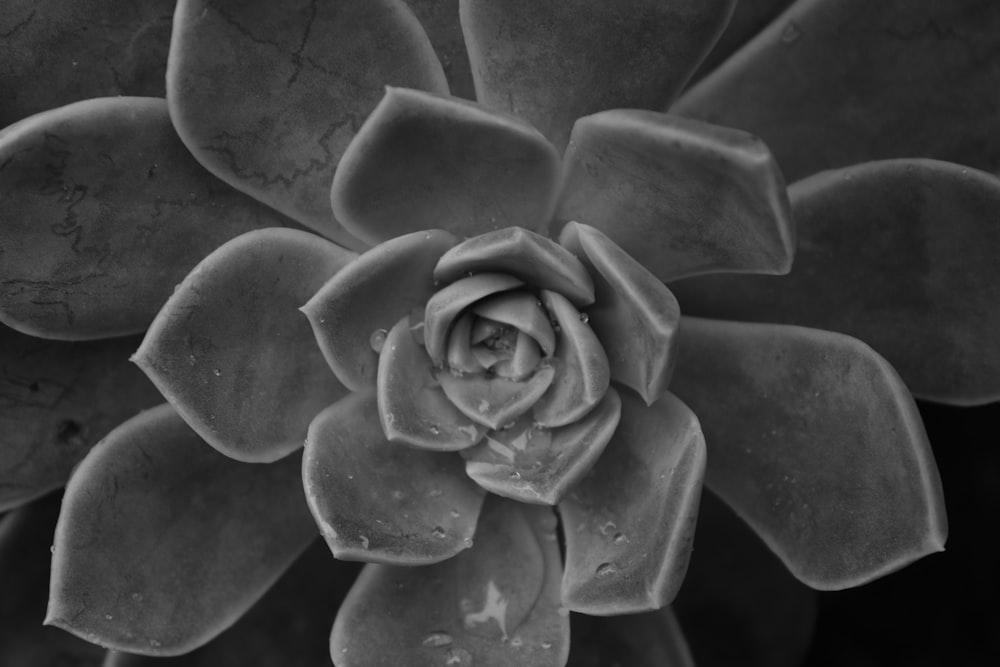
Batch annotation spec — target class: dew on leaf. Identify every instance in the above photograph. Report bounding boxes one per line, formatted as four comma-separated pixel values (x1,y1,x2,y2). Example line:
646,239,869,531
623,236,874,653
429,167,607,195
595,562,618,577
369,328,388,352
541,640,553,649
432,526,447,539
445,647,473,666
578,312,589,323
781,21,802,44
613,532,629,545
422,632,454,647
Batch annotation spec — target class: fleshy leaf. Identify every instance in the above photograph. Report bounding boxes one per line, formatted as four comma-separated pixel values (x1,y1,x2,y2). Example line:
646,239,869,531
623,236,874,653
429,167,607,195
531,291,610,428
557,109,794,282
463,388,621,505
0,97,292,340
670,317,948,589
0,0,171,127
331,497,569,666
689,0,795,82
674,491,818,667
670,159,1000,405
48,404,318,656
435,227,596,305
559,222,680,405
303,391,485,565
378,316,486,451
439,366,556,430
304,229,457,390
460,0,737,149
105,541,361,667
134,228,353,463
473,291,556,356
0,494,108,667
674,0,1000,180
0,326,161,511
423,272,523,367
559,391,705,614
331,87,561,244
568,608,694,667
403,0,476,99
168,0,447,248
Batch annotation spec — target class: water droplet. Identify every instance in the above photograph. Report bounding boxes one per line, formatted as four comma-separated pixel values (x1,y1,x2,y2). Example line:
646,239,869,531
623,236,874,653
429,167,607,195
477,399,490,413
346,474,354,481
392,490,405,500
613,533,628,545
541,640,553,649
131,592,143,602
149,639,162,648
432,526,447,539
428,487,443,498
578,312,589,323
510,636,523,648
359,535,370,549
187,354,196,366
212,368,221,377
104,614,113,620
463,537,474,548
450,509,461,518
781,21,802,44
49,544,55,553
444,647,473,666
429,424,441,435
369,328,388,352
599,521,617,536
596,562,618,577
422,632,453,647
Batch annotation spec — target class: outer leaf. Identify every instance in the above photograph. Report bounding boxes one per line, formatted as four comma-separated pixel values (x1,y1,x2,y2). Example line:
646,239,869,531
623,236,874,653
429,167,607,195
557,110,794,282
460,0,736,149
690,0,795,82
303,391,485,565
675,0,1000,180
670,159,1000,405
403,0,476,99
0,326,161,511
559,222,680,405
378,317,486,451
0,97,291,340
558,109,795,280
48,404,318,656
568,608,694,667
670,317,948,589
463,389,621,505
0,0,171,127
674,491,817,667
168,0,448,248
134,228,353,463
331,87,561,244
0,494,107,667
304,229,457,390
104,541,361,667
435,227,595,306
559,391,705,615
331,498,569,666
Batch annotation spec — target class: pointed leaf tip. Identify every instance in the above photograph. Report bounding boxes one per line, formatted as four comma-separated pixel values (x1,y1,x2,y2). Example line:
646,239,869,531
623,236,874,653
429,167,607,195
135,228,353,463
671,318,948,590
48,403,317,655
331,87,561,244
0,97,291,340
558,110,794,283
671,158,1000,406
168,0,448,247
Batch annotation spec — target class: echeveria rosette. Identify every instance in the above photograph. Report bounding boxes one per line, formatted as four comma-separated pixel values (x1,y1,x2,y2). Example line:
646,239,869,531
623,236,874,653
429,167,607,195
0,0,996,665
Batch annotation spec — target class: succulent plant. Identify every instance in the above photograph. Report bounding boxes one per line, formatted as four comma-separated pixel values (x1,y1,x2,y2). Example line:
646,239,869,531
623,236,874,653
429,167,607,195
1,1,998,666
